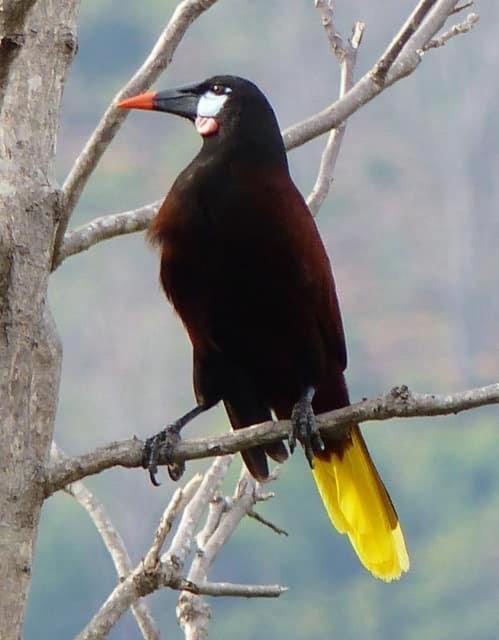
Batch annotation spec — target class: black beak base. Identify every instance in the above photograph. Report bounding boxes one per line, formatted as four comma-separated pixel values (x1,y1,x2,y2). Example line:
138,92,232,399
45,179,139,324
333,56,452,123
153,87,199,121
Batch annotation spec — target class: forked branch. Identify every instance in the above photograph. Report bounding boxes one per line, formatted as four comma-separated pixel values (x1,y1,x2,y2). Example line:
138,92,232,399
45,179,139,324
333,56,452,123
52,0,221,269
76,458,286,640
55,0,474,265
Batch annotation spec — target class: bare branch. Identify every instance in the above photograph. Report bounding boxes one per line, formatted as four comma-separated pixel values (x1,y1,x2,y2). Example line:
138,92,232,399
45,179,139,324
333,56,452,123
372,0,439,85
51,444,159,640
283,0,462,150
195,495,226,550
314,0,346,60
52,0,220,269
182,580,287,598
45,382,499,494
450,1,473,15
54,200,161,268
54,0,474,268
177,470,286,638
422,12,479,50
164,456,233,568
144,473,203,570
247,509,289,537
76,458,283,640
307,19,364,216
76,458,231,640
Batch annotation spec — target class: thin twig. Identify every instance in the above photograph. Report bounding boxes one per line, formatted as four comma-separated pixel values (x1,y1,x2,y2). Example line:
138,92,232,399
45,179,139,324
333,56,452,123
195,495,226,550
56,0,471,265
177,469,286,638
54,200,161,268
450,1,473,15
283,0,461,150
76,458,232,640
247,509,289,536
144,473,203,570
52,0,220,269
182,580,287,598
44,382,499,494
422,12,479,50
306,19,364,216
314,0,345,60
75,458,285,640
372,0,439,85
164,456,233,568
51,444,159,640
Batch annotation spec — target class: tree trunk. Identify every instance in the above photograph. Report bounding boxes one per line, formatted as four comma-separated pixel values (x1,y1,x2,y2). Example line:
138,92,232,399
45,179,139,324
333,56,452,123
0,1,79,638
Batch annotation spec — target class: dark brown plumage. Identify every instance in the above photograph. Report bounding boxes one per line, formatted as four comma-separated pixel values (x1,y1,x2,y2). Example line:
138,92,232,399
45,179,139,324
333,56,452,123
119,75,409,580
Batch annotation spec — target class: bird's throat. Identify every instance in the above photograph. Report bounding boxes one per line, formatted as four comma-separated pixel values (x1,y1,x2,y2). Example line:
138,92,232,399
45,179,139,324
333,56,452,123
195,116,219,136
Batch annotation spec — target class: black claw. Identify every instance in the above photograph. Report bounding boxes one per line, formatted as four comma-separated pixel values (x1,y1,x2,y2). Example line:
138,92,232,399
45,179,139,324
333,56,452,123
290,398,323,469
168,461,185,482
142,424,183,485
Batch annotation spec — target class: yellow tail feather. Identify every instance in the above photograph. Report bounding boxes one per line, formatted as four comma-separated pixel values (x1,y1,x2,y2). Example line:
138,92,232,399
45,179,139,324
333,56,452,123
312,426,409,581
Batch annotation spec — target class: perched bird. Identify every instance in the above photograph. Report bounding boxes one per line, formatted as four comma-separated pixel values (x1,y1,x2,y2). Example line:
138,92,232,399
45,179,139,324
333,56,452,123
118,75,409,581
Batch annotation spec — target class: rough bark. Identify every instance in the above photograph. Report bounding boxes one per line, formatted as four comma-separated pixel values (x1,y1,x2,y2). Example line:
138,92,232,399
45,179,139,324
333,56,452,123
0,1,79,638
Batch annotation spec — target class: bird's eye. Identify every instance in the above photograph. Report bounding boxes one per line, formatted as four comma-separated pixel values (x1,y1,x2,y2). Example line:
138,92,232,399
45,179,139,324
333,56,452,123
211,84,224,95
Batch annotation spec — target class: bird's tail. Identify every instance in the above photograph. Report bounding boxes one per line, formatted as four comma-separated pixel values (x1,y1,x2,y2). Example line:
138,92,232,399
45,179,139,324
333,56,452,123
312,425,409,581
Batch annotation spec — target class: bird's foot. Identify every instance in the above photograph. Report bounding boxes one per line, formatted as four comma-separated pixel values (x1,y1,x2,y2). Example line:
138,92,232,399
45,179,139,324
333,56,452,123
142,423,185,486
289,399,324,468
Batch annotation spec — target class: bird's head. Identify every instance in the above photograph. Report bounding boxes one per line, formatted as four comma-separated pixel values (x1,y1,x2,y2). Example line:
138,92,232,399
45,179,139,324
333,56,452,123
118,75,285,158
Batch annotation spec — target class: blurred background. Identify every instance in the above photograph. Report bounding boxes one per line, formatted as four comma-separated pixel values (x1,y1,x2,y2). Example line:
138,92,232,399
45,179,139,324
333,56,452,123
26,1,499,638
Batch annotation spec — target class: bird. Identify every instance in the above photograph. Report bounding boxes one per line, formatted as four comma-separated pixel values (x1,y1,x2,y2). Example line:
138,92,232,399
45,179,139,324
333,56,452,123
118,75,409,581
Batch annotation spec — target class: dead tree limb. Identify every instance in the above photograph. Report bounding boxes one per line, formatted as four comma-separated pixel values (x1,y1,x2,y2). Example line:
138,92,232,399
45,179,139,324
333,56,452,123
45,382,499,495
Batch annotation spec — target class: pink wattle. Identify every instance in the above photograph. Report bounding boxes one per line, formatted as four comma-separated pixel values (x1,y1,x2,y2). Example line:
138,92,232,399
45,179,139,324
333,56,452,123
195,116,219,136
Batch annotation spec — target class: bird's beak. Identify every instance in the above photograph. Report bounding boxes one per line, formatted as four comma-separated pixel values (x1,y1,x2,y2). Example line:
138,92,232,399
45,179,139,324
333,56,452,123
118,85,199,121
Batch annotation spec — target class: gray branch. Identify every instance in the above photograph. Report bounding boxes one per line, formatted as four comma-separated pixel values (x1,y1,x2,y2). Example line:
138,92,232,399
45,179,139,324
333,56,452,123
75,459,230,640
44,382,499,495
76,458,284,640
55,200,162,267
52,0,220,269
187,581,287,598
55,0,471,263
422,11,479,50
177,469,286,639
372,0,439,85
306,16,365,217
51,443,160,640
283,0,462,150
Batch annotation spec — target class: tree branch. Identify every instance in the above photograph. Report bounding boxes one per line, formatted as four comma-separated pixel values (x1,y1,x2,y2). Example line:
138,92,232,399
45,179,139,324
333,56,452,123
76,458,231,640
144,473,203,570
185,581,287,598
55,200,161,267
55,0,473,263
52,0,220,269
177,469,286,639
372,0,439,85
283,0,462,150
307,14,365,216
76,458,284,640
44,382,499,495
51,444,160,640
422,11,479,50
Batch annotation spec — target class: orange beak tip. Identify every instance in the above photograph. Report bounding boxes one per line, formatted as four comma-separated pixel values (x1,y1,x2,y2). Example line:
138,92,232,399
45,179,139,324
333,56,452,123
117,91,156,111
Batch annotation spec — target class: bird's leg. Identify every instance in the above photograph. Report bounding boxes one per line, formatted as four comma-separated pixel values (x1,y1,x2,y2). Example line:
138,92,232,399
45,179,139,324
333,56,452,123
289,386,325,468
143,404,206,486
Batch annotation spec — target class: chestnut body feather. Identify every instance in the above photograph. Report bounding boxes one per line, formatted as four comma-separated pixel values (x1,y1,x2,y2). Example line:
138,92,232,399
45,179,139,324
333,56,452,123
121,75,409,580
